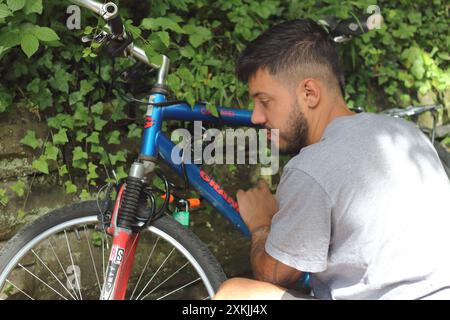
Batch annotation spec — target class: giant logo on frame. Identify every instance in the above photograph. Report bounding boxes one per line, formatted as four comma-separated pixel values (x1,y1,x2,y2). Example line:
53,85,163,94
199,169,239,213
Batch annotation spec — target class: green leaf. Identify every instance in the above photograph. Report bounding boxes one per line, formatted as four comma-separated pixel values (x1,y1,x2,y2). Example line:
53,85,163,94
7,0,25,12
91,144,105,155
178,67,195,83
180,45,195,58
20,33,39,58
0,29,21,50
53,128,68,145
0,4,13,18
141,17,185,34
24,0,42,15
49,66,72,93
87,162,99,181
91,102,104,115
107,130,121,145
35,87,53,110
44,143,59,161
0,90,13,113
0,188,9,206
124,19,141,39
80,79,94,96
58,164,68,177
86,132,100,144
10,180,25,197
33,26,59,42
72,159,87,170
83,26,94,35
73,104,89,123
143,44,163,66
94,116,107,131
437,52,450,61
72,146,88,161
109,151,127,165
17,209,26,220
69,91,84,105
79,189,91,201
183,25,212,48
127,124,142,139
76,131,87,142
156,31,170,48
411,60,425,80
20,130,42,149
48,114,74,130
64,181,77,194
189,33,210,48
115,166,128,181
32,155,49,174
26,78,41,94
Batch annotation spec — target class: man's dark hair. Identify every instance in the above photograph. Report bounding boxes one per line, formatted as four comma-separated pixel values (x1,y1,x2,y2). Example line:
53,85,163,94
236,19,345,96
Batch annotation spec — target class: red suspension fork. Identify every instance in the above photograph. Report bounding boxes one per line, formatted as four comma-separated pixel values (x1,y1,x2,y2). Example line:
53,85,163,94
101,184,141,300
104,230,140,300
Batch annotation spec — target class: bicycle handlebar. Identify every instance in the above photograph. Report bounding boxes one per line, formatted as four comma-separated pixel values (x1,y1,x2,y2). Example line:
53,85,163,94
69,0,169,85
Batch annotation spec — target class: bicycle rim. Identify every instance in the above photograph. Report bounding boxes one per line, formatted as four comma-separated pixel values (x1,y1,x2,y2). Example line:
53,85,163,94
0,215,218,300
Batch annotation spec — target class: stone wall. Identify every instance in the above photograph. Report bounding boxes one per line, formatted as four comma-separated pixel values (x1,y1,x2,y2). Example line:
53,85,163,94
0,106,77,242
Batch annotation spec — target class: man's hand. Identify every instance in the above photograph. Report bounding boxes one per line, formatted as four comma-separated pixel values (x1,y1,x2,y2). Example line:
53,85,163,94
236,179,278,233
237,179,302,288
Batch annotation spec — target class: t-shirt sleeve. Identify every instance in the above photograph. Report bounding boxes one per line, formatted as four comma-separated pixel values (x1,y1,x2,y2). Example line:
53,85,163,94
266,168,332,273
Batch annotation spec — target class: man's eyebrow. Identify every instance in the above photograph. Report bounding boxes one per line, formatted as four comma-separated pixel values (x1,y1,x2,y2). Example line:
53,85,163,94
251,92,268,98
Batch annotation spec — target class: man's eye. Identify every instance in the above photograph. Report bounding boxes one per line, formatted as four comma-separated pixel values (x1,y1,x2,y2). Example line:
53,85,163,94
260,100,269,108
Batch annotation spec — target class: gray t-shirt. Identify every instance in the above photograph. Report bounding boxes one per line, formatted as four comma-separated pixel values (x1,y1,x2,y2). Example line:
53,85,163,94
266,112,450,300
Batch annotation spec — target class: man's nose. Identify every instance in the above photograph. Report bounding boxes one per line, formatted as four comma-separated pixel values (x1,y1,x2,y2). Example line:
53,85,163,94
251,106,267,125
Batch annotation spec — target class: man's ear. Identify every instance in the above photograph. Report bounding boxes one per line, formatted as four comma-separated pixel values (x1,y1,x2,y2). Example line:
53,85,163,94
296,78,321,109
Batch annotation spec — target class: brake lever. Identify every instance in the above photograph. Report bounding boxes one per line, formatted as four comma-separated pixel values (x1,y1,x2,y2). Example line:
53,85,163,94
81,30,109,44
81,28,133,58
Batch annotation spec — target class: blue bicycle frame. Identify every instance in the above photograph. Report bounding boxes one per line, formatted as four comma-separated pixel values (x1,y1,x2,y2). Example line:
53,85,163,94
139,92,257,238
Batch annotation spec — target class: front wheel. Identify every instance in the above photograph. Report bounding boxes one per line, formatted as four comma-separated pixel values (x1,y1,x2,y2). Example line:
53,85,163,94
0,201,226,300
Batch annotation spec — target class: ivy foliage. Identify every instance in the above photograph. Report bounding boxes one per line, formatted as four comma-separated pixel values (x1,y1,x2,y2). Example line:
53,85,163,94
0,0,449,208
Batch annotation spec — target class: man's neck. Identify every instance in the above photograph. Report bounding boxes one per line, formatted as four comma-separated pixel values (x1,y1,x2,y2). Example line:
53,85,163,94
307,100,355,145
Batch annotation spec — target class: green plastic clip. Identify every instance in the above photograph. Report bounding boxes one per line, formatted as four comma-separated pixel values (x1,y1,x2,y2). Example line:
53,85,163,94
173,200,190,228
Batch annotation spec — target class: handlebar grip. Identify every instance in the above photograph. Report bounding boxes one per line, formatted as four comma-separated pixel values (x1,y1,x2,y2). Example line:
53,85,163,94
332,15,370,37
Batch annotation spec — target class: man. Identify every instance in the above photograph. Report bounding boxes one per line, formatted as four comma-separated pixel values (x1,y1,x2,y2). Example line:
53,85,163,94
213,19,450,300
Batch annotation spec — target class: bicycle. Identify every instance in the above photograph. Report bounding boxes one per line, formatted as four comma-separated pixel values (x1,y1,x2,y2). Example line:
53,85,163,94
0,0,449,300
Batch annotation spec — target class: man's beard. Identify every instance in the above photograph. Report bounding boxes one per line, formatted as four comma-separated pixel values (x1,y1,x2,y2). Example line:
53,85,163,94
274,99,309,156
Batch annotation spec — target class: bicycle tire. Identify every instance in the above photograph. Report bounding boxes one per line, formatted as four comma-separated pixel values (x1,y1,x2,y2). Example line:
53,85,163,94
434,142,450,180
0,201,226,300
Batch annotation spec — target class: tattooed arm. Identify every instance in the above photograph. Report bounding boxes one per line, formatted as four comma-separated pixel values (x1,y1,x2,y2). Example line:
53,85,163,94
250,225,303,288
236,179,303,288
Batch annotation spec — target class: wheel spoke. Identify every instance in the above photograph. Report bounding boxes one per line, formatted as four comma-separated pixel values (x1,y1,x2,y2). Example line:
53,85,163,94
18,263,68,300
64,230,83,300
5,280,34,300
155,277,201,300
130,237,160,300
140,261,189,300
83,225,102,295
47,238,80,300
135,247,176,300
31,249,77,300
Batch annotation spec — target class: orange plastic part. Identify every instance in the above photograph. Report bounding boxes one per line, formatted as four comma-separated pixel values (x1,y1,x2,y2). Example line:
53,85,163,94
160,194,201,208
187,198,201,208
161,194,175,203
